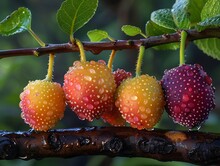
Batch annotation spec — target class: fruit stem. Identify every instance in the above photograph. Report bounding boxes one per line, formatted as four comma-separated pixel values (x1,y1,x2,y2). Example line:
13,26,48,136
135,46,145,77
107,50,116,71
75,39,86,62
45,53,55,81
27,28,46,47
179,30,187,65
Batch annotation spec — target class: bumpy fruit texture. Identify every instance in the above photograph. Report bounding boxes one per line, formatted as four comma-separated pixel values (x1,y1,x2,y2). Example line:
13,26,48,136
101,69,132,126
161,64,215,129
63,60,116,121
19,80,66,131
115,75,165,130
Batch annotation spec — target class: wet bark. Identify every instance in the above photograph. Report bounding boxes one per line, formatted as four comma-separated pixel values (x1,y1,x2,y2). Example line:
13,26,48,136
0,127,219,165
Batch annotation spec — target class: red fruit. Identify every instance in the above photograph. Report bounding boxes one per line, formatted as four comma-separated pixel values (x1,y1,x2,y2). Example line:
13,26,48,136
113,69,132,87
115,75,165,130
63,60,116,121
19,80,66,131
161,64,215,129
101,69,132,126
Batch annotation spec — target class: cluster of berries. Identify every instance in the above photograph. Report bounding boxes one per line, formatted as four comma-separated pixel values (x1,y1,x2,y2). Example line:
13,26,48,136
19,60,215,131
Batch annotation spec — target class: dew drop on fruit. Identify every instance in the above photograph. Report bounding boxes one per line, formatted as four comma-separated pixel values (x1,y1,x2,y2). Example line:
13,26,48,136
89,69,96,74
83,96,89,102
174,106,181,113
99,88,104,94
188,87,193,92
84,76,92,81
86,104,94,110
182,94,189,102
98,78,104,85
141,114,148,119
186,70,194,76
75,84,81,90
188,102,195,108
184,108,190,113
130,95,138,101
47,111,53,116
133,116,139,122
97,60,106,65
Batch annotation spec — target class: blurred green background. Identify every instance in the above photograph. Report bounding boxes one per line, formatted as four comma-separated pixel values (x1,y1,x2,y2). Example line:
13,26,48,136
0,0,219,166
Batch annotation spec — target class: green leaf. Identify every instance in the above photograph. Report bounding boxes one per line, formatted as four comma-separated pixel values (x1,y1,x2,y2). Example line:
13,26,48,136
87,29,109,42
121,25,143,37
151,9,177,30
145,21,179,50
201,0,220,20
172,0,207,29
197,15,220,31
56,0,98,36
0,7,31,36
195,38,220,60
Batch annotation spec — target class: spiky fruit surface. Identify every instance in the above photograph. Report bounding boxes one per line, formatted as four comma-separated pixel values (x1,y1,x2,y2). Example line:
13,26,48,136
101,69,132,126
161,64,215,129
19,80,66,131
63,60,116,121
115,75,165,130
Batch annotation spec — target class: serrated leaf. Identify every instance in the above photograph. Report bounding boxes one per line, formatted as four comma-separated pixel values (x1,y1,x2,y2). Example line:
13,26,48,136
56,0,98,36
201,0,220,20
145,21,179,50
195,38,220,60
0,7,31,36
121,25,142,36
87,29,109,42
151,9,177,30
197,15,220,31
172,0,207,29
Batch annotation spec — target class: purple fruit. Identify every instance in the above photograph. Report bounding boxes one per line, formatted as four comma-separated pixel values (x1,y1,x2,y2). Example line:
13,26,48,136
161,64,215,129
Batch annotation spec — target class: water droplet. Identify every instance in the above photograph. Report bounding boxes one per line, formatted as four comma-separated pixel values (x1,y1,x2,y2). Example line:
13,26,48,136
174,106,181,113
187,70,194,76
130,95,138,101
139,106,145,112
188,88,193,92
98,78,104,85
145,108,151,114
188,103,195,108
73,61,81,67
102,94,108,101
141,114,148,119
115,100,120,107
75,84,81,90
89,69,96,74
184,108,190,112
133,116,139,122
87,104,94,110
144,100,148,104
83,96,89,102
94,101,99,105
84,76,92,81
182,94,189,102
98,60,106,65
47,111,53,116
99,88,104,94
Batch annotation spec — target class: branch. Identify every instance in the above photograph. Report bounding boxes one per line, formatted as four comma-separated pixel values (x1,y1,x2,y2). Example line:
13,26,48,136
0,28,220,58
0,127,219,165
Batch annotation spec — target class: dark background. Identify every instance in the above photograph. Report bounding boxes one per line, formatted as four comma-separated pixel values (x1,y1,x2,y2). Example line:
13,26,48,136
0,0,219,166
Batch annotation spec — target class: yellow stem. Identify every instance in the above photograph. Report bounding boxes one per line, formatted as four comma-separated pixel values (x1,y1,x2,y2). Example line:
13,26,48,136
135,46,145,77
75,39,86,62
45,53,55,81
107,50,116,71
